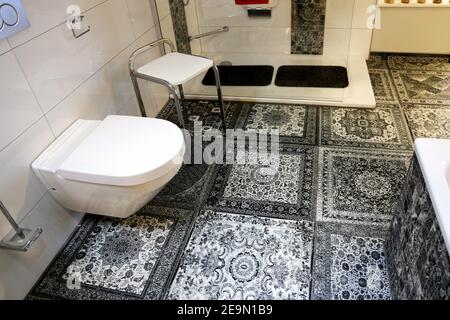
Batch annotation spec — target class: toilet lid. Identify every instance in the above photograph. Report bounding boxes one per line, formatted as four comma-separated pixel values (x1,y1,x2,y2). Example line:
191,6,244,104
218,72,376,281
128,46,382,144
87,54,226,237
58,116,185,186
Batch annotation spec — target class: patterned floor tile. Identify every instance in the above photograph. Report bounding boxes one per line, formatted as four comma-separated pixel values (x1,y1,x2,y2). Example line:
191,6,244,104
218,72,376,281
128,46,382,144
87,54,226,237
206,145,317,220
403,104,450,139
388,55,450,71
168,210,314,300
150,164,213,209
392,70,450,105
320,104,412,150
317,148,412,226
311,223,390,300
369,69,398,103
29,207,194,300
236,104,317,145
158,99,243,131
366,55,388,69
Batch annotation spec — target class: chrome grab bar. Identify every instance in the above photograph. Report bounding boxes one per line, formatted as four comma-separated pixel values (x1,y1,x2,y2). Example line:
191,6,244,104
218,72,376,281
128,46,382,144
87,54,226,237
188,26,229,42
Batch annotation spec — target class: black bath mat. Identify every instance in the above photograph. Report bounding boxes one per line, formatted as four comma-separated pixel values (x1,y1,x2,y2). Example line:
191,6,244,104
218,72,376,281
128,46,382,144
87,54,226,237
275,66,349,88
202,65,274,86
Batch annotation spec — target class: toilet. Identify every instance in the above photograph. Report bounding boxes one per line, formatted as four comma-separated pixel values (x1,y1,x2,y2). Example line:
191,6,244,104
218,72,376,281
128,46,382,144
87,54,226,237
32,115,185,218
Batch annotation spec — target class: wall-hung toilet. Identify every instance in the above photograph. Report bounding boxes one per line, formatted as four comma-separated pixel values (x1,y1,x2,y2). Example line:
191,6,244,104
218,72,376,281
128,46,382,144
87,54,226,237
32,115,185,218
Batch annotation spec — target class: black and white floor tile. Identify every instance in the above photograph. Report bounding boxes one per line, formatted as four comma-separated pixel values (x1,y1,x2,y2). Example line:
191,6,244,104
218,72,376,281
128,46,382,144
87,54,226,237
392,70,450,105
402,104,450,139
236,104,317,145
366,55,388,70
317,148,412,227
158,99,243,131
311,223,390,300
150,164,213,210
206,144,317,220
29,54,450,301
387,55,450,71
369,69,398,103
30,207,195,300
168,210,314,300
320,104,412,150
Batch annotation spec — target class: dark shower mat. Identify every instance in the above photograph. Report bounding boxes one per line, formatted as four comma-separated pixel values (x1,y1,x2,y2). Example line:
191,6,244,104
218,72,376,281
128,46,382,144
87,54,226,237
275,66,349,88
202,65,274,86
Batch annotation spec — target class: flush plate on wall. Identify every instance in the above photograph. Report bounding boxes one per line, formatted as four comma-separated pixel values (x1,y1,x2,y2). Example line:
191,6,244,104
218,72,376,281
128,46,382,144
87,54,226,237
0,0,30,40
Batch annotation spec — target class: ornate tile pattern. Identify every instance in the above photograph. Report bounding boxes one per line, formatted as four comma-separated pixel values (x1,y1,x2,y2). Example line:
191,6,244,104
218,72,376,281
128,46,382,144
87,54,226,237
312,223,390,300
158,99,243,131
291,0,326,55
369,69,398,103
206,145,317,220
168,0,191,54
168,211,314,300
237,104,317,145
150,164,212,210
388,55,450,71
403,104,450,139
320,105,412,150
317,148,412,226
392,70,450,105
386,156,450,300
367,55,388,69
29,207,194,300
61,215,173,295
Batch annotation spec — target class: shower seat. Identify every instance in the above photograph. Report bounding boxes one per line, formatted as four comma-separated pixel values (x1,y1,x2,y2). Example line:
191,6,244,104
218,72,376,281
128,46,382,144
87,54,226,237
129,38,227,129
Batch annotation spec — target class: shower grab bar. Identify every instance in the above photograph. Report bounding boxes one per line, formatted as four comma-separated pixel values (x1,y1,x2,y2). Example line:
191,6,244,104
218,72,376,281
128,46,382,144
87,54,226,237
188,26,229,42
0,200,42,252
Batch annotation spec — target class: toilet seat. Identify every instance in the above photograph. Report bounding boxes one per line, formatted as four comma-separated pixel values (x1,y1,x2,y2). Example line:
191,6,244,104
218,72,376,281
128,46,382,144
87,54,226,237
58,115,185,187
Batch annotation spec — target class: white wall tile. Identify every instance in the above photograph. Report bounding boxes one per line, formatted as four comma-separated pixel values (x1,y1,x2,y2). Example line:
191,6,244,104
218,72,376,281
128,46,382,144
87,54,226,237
45,66,118,137
7,0,105,48
14,0,135,113
14,22,98,114
104,42,139,109
0,194,83,300
349,29,373,59
155,0,171,20
200,26,291,54
159,14,177,51
323,28,352,56
126,0,155,39
0,40,11,55
325,0,354,29
0,52,44,151
0,118,55,239
352,0,376,29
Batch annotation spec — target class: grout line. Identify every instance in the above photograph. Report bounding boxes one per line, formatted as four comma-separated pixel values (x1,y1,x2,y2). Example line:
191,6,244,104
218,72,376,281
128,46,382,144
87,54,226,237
5,0,110,52
1,26,158,152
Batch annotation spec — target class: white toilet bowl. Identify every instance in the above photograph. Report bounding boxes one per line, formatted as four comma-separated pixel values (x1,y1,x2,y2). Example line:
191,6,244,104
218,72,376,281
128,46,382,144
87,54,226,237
32,115,185,218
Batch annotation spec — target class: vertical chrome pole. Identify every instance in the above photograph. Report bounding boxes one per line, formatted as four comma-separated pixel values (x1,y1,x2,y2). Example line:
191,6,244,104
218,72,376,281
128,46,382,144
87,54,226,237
170,86,186,128
130,72,148,118
212,65,227,130
0,201,25,239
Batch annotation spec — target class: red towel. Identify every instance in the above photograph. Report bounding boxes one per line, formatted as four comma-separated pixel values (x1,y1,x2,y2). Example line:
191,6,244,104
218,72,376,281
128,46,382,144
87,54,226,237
235,0,269,5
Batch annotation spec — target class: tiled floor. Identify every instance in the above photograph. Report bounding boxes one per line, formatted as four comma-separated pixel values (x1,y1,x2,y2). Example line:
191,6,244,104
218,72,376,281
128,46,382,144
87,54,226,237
28,54,450,300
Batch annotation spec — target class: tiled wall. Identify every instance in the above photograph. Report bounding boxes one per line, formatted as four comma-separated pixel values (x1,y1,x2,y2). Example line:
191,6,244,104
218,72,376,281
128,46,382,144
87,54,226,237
386,156,450,300
0,0,167,299
168,0,375,58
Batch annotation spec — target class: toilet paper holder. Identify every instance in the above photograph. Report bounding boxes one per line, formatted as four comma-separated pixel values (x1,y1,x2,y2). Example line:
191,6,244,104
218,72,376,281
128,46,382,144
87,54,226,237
0,200,42,252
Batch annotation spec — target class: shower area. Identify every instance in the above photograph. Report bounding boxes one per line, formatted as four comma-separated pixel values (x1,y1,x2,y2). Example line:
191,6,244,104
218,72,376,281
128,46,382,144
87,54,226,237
154,0,376,108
